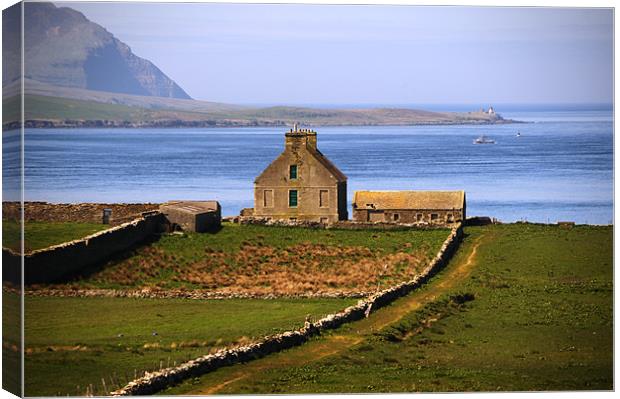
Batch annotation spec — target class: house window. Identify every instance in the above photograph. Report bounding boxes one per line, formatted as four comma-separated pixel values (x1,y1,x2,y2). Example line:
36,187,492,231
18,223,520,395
431,213,439,221
319,189,329,208
263,189,274,208
289,190,298,207
393,213,400,222
289,165,298,180
447,213,454,222
416,213,423,221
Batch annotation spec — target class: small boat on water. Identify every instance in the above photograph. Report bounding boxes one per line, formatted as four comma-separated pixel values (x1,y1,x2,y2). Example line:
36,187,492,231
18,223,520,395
516,132,521,137
473,135,496,144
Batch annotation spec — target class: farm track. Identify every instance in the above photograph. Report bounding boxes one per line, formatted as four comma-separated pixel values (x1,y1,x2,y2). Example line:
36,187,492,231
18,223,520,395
187,230,490,395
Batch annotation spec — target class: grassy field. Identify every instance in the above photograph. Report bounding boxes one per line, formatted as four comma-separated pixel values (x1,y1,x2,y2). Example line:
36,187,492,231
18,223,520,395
2,220,108,253
44,223,449,295
2,289,22,396
166,224,613,393
22,294,356,396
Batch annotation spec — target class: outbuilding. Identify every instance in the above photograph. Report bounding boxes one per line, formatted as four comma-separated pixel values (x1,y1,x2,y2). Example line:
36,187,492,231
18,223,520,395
160,201,221,232
352,190,465,225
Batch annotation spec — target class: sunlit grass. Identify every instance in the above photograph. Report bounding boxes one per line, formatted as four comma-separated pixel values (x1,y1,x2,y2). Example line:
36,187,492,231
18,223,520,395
22,295,355,396
2,220,108,252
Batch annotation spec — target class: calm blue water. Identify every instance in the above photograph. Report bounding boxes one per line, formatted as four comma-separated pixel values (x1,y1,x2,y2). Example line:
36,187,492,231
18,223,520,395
2,108,613,224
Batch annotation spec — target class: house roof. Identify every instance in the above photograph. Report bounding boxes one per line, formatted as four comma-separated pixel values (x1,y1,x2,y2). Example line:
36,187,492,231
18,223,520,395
254,131,347,184
353,190,465,210
309,148,347,182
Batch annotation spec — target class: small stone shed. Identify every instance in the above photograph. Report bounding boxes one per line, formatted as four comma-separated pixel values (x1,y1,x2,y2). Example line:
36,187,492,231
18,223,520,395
159,201,221,232
352,190,466,225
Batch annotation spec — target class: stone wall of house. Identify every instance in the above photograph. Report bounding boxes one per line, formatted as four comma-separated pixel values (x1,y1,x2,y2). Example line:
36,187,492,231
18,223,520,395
110,223,463,396
3,212,166,285
353,208,464,226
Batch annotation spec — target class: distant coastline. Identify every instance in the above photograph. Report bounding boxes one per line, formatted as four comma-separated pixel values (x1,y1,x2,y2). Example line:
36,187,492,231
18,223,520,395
2,91,521,131
5,117,521,130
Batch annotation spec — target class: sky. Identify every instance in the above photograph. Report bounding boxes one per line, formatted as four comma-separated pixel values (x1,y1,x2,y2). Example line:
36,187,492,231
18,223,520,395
56,1,613,105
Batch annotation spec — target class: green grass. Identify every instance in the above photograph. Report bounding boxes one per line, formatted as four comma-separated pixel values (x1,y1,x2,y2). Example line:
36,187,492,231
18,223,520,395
50,223,449,293
2,289,22,396
154,223,448,256
22,295,355,396
5,94,145,123
25,94,150,121
173,224,612,393
154,223,449,262
2,220,108,252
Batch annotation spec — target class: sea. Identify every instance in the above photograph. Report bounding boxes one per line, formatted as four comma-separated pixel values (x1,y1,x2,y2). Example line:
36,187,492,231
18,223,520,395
2,104,614,225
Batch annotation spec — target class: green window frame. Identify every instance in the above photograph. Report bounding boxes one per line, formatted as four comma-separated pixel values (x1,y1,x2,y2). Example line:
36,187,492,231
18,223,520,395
289,165,298,180
289,190,298,207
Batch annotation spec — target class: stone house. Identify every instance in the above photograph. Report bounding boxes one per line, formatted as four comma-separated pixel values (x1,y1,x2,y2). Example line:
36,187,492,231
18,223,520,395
253,124,348,223
352,190,466,225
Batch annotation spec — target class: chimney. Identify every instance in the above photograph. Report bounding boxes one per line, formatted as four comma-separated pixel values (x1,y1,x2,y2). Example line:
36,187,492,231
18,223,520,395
306,130,317,150
285,122,305,150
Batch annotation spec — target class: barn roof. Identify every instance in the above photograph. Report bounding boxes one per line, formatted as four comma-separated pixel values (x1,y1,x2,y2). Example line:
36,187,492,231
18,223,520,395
353,190,465,210
161,201,220,214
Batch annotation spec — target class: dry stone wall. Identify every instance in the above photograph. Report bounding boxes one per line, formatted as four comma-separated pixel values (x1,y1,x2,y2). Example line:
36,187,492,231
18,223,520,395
235,216,451,231
2,202,159,224
110,223,463,396
23,287,368,300
3,212,166,285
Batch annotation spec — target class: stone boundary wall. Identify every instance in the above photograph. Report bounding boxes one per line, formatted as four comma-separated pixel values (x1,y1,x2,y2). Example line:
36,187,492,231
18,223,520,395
22,287,369,300
230,216,453,231
2,202,159,224
111,223,463,396
3,212,166,285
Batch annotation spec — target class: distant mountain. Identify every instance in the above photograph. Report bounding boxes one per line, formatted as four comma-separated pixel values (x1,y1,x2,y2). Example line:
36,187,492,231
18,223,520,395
2,2,191,99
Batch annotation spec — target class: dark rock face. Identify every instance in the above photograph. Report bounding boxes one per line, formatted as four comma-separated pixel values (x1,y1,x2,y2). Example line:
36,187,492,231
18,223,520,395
4,2,191,99
84,42,152,96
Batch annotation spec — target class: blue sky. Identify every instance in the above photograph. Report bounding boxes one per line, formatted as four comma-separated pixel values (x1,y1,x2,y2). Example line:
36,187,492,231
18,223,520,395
57,2,613,105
